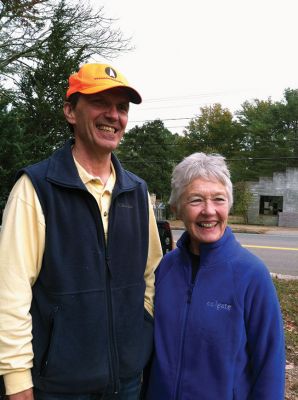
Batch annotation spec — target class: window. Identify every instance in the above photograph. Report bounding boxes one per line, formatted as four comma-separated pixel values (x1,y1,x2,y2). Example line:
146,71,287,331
259,196,283,215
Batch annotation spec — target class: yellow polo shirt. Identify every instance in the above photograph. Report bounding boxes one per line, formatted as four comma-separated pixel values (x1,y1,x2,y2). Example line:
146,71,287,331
0,160,162,395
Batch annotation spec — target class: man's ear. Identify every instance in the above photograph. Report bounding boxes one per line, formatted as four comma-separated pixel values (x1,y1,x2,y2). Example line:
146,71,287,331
63,102,76,125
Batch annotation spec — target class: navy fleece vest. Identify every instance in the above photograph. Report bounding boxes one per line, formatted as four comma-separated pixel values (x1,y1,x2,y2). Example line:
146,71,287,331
17,140,151,394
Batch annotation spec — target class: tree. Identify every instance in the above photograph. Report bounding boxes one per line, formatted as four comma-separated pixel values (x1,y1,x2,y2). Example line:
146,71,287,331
0,0,132,87
274,88,298,162
5,0,133,164
232,181,253,224
236,96,296,180
0,0,53,74
183,104,246,181
116,120,178,201
0,95,26,214
184,104,243,155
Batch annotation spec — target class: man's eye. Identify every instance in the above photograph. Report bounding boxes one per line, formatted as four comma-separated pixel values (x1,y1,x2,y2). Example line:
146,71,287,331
118,104,129,113
92,99,106,106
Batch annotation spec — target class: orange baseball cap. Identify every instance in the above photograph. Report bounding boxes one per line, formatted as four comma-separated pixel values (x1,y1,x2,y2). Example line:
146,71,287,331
66,63,142,104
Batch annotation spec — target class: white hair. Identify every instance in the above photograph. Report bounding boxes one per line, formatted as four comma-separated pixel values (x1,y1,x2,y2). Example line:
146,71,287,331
169,152,233,212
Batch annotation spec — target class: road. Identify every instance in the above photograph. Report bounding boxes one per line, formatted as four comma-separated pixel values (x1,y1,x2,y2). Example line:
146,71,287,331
172,229,298,277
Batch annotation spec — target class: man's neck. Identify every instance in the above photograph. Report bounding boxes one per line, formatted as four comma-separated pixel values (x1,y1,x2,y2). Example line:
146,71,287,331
72,145,112,184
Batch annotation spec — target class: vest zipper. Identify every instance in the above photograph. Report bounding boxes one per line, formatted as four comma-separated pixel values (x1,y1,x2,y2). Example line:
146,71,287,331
91,191,120,395
174,282,194,400
105,195,122,394
105,255,120,394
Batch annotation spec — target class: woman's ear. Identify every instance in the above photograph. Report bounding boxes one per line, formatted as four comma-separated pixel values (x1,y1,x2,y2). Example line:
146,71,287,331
63,102,76,125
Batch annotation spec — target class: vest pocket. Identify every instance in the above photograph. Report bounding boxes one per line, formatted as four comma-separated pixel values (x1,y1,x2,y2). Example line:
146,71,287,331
39,309,57,376
32,291,111,391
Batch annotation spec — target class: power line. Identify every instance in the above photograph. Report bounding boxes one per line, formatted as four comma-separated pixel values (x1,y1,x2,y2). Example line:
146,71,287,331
129,117,192,123
119,139,298,147
142,88,260,103
120,157,298,164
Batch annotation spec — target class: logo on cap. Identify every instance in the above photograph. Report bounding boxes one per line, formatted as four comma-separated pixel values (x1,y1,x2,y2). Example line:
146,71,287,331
105,67,117,79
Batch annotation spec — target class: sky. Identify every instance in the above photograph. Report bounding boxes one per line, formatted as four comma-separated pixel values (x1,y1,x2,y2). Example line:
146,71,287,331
89,0,298,134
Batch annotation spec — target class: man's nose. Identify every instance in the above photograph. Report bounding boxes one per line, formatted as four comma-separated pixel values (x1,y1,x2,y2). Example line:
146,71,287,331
106,104,120,119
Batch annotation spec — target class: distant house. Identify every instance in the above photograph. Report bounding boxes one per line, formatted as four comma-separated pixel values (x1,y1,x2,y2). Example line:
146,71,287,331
246,168,298,227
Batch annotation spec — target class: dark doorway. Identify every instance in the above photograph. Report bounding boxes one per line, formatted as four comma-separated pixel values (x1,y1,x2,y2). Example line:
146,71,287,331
259,196,283,215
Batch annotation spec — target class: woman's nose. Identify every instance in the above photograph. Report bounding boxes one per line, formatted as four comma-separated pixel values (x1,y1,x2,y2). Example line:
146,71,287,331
201,199,216,214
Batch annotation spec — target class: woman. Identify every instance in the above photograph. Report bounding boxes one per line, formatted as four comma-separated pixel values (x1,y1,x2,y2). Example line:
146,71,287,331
146,153,285,399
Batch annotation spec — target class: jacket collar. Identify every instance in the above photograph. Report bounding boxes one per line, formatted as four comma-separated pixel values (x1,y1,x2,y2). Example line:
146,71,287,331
46,139,141,192
177,226,238,267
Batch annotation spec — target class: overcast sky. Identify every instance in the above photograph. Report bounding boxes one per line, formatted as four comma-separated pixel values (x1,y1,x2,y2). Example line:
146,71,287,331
89,0,298,134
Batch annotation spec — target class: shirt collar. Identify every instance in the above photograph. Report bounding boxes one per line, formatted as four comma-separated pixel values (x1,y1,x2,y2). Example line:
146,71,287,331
73,156,116,192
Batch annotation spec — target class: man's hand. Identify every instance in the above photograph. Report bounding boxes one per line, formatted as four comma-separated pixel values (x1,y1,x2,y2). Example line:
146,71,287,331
8,388,34,400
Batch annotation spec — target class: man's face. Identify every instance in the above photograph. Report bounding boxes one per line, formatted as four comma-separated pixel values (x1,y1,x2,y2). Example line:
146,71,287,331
64,88,130,155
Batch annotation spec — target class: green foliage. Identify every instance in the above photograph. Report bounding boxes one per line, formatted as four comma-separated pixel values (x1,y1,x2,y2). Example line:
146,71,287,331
0,95,27,213
185,103,244,157
235,94,298,180
232,181,253,223
182,93,298,184
117,120,177,200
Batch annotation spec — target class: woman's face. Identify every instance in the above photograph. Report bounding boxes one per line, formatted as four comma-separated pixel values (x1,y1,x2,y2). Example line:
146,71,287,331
179,177,230,254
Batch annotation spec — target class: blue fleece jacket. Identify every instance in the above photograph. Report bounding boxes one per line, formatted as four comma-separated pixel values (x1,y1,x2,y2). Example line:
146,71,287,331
146,227,285,399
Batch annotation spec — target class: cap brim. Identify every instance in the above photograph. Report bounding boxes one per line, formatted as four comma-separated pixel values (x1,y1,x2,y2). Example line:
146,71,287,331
68,84,142,104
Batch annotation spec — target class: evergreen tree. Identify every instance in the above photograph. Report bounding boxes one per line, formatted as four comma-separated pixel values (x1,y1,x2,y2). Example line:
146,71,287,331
0,95,26,214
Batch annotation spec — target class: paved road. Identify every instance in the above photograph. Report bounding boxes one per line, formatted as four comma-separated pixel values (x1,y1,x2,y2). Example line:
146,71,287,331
172,229,298,277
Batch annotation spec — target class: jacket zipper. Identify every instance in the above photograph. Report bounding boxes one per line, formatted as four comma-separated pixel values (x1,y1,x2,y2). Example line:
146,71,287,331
173,282,195,400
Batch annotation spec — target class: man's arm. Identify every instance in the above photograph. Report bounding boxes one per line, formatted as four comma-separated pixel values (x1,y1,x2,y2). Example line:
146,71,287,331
143,193,163,316
0,175,45,395
7,388,34,400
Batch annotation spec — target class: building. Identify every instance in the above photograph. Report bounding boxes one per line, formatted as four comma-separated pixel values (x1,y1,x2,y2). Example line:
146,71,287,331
247,168,298,227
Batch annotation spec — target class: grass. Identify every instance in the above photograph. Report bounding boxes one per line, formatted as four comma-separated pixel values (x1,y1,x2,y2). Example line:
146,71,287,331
273,278,298,399
273,278,298,365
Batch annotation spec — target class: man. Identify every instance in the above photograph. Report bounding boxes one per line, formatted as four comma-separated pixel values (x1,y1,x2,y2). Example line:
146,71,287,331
0,63,163,400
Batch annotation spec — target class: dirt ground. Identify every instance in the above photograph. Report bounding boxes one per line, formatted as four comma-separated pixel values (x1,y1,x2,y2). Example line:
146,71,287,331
285,364,298,399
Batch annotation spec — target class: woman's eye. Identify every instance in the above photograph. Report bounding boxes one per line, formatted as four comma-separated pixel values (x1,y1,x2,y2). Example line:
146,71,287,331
190,198,203,204
214,197,226,203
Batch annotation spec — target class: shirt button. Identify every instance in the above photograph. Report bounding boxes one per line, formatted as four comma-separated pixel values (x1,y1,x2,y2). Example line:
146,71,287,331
103,211,108,217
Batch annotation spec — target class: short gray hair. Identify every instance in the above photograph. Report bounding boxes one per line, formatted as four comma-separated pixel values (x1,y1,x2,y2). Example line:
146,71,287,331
169,152,233,212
